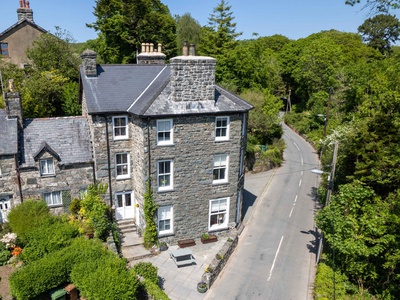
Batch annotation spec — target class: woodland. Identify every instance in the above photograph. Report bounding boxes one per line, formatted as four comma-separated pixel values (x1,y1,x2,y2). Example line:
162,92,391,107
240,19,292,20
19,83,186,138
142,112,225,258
0,0,400,298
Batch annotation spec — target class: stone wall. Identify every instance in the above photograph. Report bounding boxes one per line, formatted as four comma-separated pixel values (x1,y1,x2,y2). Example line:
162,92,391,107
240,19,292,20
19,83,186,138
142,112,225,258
0,155,19,207
149,114,244,243
201,229,239,289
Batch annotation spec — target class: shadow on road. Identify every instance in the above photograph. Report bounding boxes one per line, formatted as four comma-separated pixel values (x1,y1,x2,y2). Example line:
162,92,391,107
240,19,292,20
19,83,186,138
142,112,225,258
242,189,257,221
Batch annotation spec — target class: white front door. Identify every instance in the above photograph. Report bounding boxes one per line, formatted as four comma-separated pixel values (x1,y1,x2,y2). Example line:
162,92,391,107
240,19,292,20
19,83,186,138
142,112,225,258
0,196,11,223
115,192,134,220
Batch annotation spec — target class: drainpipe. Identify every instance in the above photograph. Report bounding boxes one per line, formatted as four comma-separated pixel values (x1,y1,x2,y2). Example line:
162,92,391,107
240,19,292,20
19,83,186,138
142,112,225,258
105,115,113,207
147,118,151,189
14,154,23,203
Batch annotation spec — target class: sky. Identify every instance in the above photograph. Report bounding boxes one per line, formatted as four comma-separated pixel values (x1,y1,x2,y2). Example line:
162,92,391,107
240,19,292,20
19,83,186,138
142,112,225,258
0,0,375,43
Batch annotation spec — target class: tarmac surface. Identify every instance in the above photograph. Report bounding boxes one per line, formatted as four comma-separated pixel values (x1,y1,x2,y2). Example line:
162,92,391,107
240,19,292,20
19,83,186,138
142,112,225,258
124,169,276,300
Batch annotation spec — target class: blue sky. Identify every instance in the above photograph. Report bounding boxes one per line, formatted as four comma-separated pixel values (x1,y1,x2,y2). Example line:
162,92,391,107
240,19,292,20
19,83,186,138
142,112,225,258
0,0,374,43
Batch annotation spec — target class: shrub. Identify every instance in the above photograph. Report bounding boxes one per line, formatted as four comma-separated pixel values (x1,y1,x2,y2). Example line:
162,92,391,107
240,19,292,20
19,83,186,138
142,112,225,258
7,200,51,244
20,219,80,263
141,279,170,300
0,249,11,266
79,183,110,240
9,237,138,300
132,262,158,284
71,255,138,300
69,198,81,216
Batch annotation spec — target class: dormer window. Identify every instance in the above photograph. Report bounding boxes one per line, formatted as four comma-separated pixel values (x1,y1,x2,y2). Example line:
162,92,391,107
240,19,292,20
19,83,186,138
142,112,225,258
113,116,128,140
40,158,55,176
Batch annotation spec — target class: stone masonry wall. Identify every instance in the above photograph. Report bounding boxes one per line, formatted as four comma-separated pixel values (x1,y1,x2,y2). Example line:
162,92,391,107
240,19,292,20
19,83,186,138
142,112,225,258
170,57,216,102
149,114,244,243
0,155,19,207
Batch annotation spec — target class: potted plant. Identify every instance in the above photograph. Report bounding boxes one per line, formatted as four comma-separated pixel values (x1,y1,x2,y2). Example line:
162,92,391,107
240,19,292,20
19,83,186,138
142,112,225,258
197,281,207,293
159,241,168,251
201,233,218,244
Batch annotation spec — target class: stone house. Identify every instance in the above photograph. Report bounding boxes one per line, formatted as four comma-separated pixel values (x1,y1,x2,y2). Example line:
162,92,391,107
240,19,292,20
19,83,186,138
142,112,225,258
0,1,47,67
79,43,253,242
0,91,94,223
0,42,253,242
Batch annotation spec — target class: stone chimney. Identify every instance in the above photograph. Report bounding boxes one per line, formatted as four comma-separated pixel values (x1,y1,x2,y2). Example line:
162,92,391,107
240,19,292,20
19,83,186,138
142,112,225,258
17,0,34,22
80,49,98,77
170,44,216,102
137,43,166,65
5,80,24,130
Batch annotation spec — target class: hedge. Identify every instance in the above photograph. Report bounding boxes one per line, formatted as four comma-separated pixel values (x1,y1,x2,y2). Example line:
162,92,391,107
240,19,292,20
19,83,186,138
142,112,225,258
10,237,137,300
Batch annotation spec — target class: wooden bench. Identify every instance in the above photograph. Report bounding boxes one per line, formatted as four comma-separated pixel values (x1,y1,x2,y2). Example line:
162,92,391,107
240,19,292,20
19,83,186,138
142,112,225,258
170,248,196,267
178,238,196,248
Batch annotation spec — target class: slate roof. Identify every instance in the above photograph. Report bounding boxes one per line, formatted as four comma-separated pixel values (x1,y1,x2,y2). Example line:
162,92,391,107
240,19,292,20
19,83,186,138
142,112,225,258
80,64,253,117
20,116,93,168
0,110,18,155
0,18,47,40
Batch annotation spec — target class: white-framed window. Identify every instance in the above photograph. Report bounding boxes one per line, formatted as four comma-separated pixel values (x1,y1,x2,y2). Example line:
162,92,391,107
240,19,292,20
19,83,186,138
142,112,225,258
112,116,128,140
157,119,173,145
116,192,132,208
40,158,55,176
1,43,9,57
44,191,62,206
215,116,230,141
115,153,130,179
158,205,173,235
157,160,173,191
213,154,228,184
209,198,229,230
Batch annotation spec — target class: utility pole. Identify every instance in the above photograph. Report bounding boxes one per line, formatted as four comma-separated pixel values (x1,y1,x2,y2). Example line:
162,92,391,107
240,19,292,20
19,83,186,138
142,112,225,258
323,87,333,137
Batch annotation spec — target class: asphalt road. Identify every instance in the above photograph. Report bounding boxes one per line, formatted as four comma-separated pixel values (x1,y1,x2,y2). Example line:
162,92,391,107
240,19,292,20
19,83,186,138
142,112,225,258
205,123,321,300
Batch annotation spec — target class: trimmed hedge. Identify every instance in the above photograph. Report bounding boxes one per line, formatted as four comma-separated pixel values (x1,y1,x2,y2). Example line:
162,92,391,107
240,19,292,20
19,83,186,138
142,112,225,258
132,262,158,284
141,279,170,300
10,237,138,300
21,219,80,263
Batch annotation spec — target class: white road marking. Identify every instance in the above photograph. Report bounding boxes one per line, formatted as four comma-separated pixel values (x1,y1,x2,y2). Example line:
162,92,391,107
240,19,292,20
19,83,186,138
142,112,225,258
299,179,302,187
293,142,300,150
294,195,298,203
267,236,284,281
301,170,304,176
301,155,304,165
289,206,294,218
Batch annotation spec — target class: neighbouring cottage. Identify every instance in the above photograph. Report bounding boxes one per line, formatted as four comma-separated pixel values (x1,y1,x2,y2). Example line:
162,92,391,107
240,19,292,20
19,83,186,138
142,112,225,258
0,90,94,223
0,1,47,67
79,43,253,242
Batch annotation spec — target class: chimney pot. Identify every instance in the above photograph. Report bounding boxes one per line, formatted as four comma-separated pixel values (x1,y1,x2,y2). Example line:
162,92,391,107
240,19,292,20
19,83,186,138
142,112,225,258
150,43,154,53
189,44,196,56
182,41,189,56
158,43,162,53
141,43,146,53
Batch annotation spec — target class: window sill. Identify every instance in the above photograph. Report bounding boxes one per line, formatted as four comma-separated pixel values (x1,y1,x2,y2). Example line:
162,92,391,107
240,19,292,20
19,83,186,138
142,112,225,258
158,232,175,238
40,174,56,178
157,188,174,193
212,181,229,186
208,226,228,232
156,143,174,147
215,138,230,142
47,204,63,208
113,137,129,141
116,176,131,181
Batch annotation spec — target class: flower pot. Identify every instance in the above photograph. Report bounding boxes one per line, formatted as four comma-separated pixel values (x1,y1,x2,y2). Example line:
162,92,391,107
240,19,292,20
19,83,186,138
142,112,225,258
160,244,168,251
197,282,207,293
201,235,218,244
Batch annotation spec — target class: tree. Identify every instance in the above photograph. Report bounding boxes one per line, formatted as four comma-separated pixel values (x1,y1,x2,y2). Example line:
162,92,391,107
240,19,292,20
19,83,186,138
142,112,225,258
346,0,400,13
26,27,81,81
175,13,202,54
88,0,177,63
358,14,400,54
198,0,241,83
